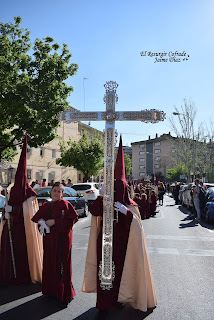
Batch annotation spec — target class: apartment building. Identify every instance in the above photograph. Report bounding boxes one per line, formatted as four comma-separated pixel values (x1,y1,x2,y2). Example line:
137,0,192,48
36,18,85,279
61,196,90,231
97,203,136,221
9,107,102,185
131,133,176,181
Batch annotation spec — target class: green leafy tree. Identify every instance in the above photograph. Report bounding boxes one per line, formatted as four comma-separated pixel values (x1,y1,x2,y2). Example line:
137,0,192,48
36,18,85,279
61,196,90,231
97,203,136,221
57,130,104,181
124,153,132,177
0,16,78,161
166,163,187,182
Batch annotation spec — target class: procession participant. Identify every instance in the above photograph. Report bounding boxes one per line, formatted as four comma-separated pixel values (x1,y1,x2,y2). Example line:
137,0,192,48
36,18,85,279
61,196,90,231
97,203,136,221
32,182,78,304
82,136,157,318
133,193,142,213
145,188,151,218
134,184,141,194
0,134,43,285
140,191,147,220
150,189,158,216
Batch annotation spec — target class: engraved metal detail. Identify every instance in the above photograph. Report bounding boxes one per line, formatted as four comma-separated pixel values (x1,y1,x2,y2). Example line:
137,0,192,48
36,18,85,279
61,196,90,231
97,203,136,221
103,93,118,105
98,261,115,290
100,126,115,290
122,109,166,123
101,110,119,124
68,112,99,121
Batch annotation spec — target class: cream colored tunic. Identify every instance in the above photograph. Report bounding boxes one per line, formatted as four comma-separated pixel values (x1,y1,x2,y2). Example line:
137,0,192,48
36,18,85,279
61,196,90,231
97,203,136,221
0,196,43,283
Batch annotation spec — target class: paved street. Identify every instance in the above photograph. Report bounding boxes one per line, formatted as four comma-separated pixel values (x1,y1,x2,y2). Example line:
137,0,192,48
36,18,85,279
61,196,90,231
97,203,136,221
0,195,214,320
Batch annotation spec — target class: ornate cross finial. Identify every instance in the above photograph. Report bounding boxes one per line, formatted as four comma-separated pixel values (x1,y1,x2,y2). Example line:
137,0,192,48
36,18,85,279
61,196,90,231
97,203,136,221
104,81,118,92
103,81,119,105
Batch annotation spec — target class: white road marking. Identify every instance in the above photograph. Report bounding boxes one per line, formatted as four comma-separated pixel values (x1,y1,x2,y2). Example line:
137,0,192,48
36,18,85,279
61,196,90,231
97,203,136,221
148,247,214,257
146,235,214,241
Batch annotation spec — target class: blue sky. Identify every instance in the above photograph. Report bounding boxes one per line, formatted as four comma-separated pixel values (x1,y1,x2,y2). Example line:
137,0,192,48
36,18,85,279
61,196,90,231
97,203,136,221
1,0,214,146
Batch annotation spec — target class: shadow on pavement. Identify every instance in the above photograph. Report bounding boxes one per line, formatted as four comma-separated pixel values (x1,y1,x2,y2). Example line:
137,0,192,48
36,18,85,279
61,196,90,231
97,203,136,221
0,282,42,305
73,305,155,320
179,219,199,228
165,204,175,207
0,295,68,320
73,307,97,319
197,220,214,231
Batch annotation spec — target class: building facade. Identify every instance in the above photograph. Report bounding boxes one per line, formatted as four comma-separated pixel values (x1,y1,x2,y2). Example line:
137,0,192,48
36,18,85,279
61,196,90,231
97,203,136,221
9,107,103,185
131,133,176,181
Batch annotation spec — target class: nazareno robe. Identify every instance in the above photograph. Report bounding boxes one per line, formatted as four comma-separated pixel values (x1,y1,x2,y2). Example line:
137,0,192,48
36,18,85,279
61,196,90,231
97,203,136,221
0,203,31,285
88,196,133,311
82,196,157,312
150,194,157,216
133,196,147,220
32,198,78,303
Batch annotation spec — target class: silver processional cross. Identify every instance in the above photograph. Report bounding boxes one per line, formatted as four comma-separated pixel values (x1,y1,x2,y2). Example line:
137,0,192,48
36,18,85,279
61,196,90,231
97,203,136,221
62,81,165,290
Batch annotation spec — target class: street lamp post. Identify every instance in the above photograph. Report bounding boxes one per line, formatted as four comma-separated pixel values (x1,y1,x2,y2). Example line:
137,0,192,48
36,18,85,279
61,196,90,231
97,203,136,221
173,112,195,182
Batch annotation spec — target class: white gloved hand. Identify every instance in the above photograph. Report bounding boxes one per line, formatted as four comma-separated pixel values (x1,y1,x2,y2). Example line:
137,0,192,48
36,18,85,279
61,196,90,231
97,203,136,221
114,201,127,215
5,205,13,213
38,219,50,235
5,211,10,220
99,185,105,197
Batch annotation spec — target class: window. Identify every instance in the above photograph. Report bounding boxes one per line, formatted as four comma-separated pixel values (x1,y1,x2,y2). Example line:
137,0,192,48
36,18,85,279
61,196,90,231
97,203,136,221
155,164,161,169
139,144,145,149
155,156,161,161
39,170,44,179
139,158,145,162
139,165,145,169
63,187,72,197
154,149,161,154
154,142,161,146
40,148,44,157
78,173,81,181
27,169,32,179
52,149,56,158
139,151,145,155
139,172,145,177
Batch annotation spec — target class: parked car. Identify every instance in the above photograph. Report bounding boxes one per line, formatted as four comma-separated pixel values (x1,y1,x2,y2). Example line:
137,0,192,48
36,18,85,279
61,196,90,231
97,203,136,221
71,182,100,205
203,183,214,189
34,186,89,217
0,194,6,222
202,187,214,222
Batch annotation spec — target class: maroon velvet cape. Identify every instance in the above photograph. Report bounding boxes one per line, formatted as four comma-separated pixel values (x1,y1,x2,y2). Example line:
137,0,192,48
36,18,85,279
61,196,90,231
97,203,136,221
0,204,31,285
32,199,78,303
90,196,133,311
0,134,37,285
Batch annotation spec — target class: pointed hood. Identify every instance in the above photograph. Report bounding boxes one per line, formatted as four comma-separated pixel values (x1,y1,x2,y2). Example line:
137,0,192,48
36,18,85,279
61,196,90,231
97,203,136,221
114,135,126,182
114,135,136,206
9,133,37,206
